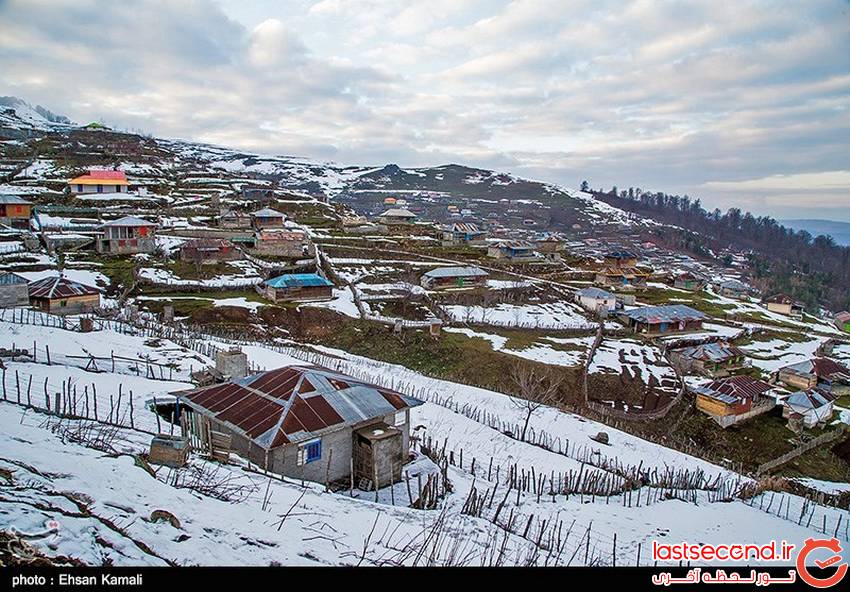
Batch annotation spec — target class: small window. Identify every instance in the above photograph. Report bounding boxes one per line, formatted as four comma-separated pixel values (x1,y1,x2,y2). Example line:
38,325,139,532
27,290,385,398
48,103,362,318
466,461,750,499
77,184,83,192
97,184,103,193
297,439,321,465
60,300,68,307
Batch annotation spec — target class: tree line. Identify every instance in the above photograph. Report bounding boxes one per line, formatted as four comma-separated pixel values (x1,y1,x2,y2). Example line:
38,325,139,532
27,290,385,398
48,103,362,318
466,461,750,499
581,182,850,313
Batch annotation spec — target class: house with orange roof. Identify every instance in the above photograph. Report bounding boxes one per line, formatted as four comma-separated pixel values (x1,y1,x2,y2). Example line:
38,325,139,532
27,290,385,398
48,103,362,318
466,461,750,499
67,169,130,195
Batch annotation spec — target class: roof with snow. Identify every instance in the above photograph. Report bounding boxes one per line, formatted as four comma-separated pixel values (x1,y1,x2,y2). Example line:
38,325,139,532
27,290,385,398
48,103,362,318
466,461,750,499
719,279,748,291
623,304,707,324
28,276,100,299
68,170,128,185
101,216,156,227
422,266,488,279
693,375,773,405
673,341,745,363
605,251,637,259
0,194,33,205
577,287,615,300
177,364,424,448
264,273,333,289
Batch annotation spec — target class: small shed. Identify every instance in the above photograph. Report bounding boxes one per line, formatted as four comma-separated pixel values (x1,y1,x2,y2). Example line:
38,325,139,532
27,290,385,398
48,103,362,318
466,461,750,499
175,365,424,487
28,275,100,315
0,272,29,308
259,273,333,302
692,376,775,427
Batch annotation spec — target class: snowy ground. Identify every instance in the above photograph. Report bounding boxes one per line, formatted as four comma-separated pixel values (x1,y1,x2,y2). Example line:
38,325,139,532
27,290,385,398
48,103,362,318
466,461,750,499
1,317,849,567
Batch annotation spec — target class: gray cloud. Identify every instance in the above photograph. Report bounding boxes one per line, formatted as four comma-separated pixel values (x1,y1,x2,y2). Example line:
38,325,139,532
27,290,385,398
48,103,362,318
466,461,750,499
1,0,848,219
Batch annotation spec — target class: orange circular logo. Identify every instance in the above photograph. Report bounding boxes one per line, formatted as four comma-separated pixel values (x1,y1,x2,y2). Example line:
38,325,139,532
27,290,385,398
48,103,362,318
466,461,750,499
796,537,848,589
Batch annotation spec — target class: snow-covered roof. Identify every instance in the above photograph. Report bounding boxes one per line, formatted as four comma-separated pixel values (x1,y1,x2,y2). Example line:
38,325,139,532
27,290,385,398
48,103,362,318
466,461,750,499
177,365,424,447
422,266,488,279
781,358,850,381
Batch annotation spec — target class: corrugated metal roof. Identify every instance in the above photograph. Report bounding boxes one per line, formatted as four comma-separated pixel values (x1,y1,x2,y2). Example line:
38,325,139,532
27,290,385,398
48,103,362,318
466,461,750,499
422,266,488,279
784,389,832,411
695,375,773,404
264,273,333,289
448,222,483,233
605,251,636,259
101,216,156,227
623,304,707,324
178,365,424,448
0,271,28,285
181,238,232,249
0,194,33,205
28,276,100,299
782,358,850,381
577,287,615,299
380,208,416,218
250,208,286,218
673,341,744,363
68,170,129,184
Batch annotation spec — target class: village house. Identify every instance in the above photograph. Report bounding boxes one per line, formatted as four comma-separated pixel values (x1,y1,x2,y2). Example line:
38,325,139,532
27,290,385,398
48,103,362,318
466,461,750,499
781,389,835,428
714,279,750,300
834,311,850,334
440,222,488,247
487,240,541,263
692,375,775,427
253,228,315,258
28,275,100,315
0,272,29,308
179,238,241,266
535,234,567,262
620,304,707,334
218,208,251,229
594,250,649,290
420,266,489,290
673,272,705,292
96,216,157,255
259,273,333,303
378,208,417,225
668,341,748,377
776,358,850,397
67,169,129,195
175,365,424,487
250,208,286,230
575,286,617,315
764,293,804,319
0,194,33,229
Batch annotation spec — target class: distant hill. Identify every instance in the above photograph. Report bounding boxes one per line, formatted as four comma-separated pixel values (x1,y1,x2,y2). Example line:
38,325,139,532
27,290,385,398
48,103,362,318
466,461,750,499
780,219,850,246
0,96,74,131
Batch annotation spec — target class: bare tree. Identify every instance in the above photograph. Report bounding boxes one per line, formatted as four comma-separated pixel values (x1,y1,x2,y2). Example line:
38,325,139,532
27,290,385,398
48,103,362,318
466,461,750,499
508,363,563,441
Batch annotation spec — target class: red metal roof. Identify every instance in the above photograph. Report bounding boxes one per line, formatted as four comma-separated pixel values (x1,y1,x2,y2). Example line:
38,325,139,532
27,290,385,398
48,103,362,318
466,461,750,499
178,365,423,449
27,276,100,299
79,170,128,181
703,375,773,402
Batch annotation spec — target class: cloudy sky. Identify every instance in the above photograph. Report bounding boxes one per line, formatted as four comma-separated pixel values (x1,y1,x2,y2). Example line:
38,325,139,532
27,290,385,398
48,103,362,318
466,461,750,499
1,0,849,220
